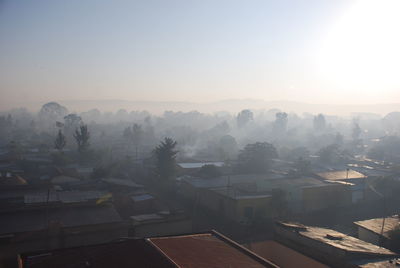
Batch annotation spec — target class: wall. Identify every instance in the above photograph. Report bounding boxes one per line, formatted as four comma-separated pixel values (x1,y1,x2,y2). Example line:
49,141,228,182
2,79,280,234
247,240,329,268
302,184,352,213
357,227,380,246
132,218,192,237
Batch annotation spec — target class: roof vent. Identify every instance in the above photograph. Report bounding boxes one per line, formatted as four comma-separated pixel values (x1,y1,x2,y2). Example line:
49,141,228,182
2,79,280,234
325,234,343,240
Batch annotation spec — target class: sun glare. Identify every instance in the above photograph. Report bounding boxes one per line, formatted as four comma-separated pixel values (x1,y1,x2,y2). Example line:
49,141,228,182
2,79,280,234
317,0,400,94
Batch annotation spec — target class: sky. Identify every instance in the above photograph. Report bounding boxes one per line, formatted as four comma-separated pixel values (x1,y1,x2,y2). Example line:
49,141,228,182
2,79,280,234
1,0,400,110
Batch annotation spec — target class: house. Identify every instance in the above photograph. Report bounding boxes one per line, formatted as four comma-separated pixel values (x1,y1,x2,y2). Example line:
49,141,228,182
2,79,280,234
354,215,399,249
274,221,399,268
0,204,127,263
196,187,272,224
255,177,352,213
17,231,279,268
181,175,352,219
101,177,144,191
130,211,192,237
315,169,366,203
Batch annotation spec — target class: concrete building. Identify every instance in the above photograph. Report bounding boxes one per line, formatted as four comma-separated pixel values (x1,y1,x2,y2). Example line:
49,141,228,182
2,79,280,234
354,215,399,249
181,175,352,220
315,169,366,203
274,221,399,268
197,187,272,224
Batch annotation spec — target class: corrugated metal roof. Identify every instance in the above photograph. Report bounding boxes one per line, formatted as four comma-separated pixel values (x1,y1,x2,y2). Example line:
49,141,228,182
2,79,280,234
131,194,154,202
0,204,122,235
178,162,224,169
149,233,276,268
317,170,366,181
102,178,143,188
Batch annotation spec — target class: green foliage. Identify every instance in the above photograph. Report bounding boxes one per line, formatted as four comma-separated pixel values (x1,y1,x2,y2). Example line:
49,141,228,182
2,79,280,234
74,124,90,153
236,142,278,174
154,138,178,181
54,130,66,151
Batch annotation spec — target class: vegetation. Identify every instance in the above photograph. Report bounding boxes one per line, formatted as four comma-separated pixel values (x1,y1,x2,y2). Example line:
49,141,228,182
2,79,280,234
236,142,278,174
196,164,222,178
54,130,66,151
74,124,90,153
154,138,178,181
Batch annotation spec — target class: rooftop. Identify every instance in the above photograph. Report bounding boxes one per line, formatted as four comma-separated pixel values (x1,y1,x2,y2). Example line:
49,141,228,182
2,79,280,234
316,169,366,181
102,177,143,188
182,173,285,189
24,190,110,204
19,231,278,268
0,204,122,235
178,162,225,169
277,222,396,256
355,215,400,239
148,232,278,268
212,187,272,200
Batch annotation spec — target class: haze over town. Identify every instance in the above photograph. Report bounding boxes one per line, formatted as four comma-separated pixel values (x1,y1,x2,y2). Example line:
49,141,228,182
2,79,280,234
1,1,400,268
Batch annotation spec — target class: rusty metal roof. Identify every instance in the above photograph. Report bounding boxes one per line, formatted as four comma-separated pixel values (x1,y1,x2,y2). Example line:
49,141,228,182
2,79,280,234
149,232,278,268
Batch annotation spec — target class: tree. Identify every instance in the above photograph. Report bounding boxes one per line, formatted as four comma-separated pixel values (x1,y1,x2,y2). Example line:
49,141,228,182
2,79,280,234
219,135,238,160
236,142,278,174
123,126,132,140
352,120,362,142
273,112,288,135
196,164,222,178
313,114,326,132
64,114,82,130
74,124,90,153
318,144,341,164
132,124,143,147
293,157,311,176
237,109,253,128
154,138,178,181
39,102,68,121
54,130,66,151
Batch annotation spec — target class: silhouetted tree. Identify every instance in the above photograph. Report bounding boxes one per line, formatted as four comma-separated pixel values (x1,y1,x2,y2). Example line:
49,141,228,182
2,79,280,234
74,124,90,153
219,135,238,160
154,138,178,181
236,142,278,174
352,120,362,142
318,144,341,164
293,157,311,175
39,102,68,122
237,109,253,128
273,112,288,135
64,113,82,130
196,164,222,178
54,130,66,151
313,114,326,132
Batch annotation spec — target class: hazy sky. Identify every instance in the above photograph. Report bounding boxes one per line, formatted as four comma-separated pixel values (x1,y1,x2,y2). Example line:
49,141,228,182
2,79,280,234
1,0,400,110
